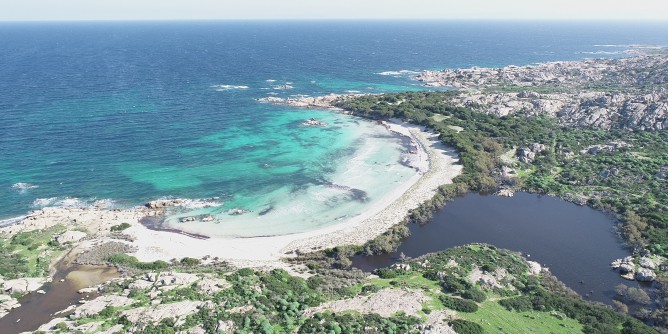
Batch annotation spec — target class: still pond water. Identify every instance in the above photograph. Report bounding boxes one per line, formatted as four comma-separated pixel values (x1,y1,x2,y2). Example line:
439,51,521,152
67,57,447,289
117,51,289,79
354,192,637,304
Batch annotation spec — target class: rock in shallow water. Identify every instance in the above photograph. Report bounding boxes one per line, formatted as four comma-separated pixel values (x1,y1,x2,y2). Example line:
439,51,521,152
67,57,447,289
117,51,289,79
635,268,657,282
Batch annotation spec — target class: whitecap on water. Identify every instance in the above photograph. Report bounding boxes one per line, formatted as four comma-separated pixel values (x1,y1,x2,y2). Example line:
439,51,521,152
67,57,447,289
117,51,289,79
376,70,420,76
578,50,635,55
593,44,665,49
32,197,80,208
179,198,224,209
30,197,120,211
11,182,38,192
32,197,60,208
211,84,250,91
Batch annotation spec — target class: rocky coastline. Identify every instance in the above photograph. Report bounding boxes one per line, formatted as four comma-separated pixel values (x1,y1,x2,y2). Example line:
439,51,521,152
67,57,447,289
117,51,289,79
416,54,668,131
257,53,668,132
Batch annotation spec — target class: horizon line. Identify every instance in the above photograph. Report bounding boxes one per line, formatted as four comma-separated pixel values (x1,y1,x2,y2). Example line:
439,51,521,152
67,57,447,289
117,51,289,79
2,18,668,23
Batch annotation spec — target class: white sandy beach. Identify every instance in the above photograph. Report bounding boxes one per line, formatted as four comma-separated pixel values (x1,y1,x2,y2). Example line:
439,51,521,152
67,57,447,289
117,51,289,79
1,121,461,269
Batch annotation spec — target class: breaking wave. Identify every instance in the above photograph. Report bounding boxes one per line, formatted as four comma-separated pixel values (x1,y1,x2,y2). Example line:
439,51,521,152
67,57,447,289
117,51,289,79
211,84,250,91
376,70,420,76
11,182,38,193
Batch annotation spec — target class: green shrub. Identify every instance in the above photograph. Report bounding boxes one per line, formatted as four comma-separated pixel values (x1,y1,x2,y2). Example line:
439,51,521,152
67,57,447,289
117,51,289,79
439,295,479,313
106,253,169,270
236,268,255,276
54,322,68,330
361,285,381,295
107,253,139,266
441,276,467,294
180,257,201,266
498,296,533,312
450,319,485,334
110,222,131,232
461,288,487,303
137,260,169,270
99,306,116,318
376,268,399,279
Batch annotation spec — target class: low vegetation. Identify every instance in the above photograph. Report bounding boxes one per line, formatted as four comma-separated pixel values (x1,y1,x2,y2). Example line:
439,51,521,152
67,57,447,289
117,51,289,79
0,225,65,279
334,91,668,328
48,245,655,333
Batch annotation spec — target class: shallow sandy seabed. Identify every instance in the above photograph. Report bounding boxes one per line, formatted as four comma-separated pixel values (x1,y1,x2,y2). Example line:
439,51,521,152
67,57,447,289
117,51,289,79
1,121,461,270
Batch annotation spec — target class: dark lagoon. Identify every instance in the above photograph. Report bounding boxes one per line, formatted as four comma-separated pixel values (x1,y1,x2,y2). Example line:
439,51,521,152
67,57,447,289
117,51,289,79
353,192,639,304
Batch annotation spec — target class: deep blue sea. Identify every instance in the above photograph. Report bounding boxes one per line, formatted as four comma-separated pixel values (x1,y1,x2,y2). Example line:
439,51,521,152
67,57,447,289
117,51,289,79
1,21,668,234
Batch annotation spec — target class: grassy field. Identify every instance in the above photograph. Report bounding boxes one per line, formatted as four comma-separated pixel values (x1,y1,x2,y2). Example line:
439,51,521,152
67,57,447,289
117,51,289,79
363,269,584,333
461,299,583,334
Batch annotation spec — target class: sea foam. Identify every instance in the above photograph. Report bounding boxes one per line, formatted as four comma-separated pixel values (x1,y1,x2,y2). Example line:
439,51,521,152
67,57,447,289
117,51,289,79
579,50,635,55
31,197,117,209
11,182,38,193
0,215,26,227
376,70,420,76
211,84,250,91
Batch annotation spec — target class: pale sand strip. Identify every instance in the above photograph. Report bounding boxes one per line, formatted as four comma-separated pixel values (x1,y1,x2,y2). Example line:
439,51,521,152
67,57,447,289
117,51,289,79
1,121,461,269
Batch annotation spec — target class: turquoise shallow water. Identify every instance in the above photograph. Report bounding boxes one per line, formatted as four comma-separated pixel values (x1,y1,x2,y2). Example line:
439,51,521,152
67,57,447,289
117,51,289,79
162,116,415,237
2,21,668,235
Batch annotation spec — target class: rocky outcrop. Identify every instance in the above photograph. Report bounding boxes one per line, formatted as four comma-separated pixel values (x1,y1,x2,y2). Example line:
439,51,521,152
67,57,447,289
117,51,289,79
517,143,546,164
431,88,668,131
145,199,186,209
121,300,204,326
302,118,328,126
416,55,668,91
635,268,657,282
71,295,135,319
611,256,660,282
2,277,46,294
196,277,230,294
418,310,457,334
612,256,635,271
527,261,543,275
303,288,429,318
495,188,515,197
581,141,632,155
391,263,411,271
415,54,668,131
656,166,668,180
140,272,200,288
639,257,657,270
216,320,236,333
467,267,511,289
0,294,20,318
257,93,361,110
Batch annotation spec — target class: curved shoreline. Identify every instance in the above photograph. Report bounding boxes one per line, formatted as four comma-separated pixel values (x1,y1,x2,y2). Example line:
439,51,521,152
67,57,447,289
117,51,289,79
0,119,461,269
282,121,461,253
129,119,462,268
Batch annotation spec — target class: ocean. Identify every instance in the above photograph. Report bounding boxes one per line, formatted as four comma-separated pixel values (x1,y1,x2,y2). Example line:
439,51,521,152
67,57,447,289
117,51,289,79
2,20,667,236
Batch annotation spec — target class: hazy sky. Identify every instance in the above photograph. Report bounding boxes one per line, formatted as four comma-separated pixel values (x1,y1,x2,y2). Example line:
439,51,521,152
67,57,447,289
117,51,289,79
1,0,667,21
